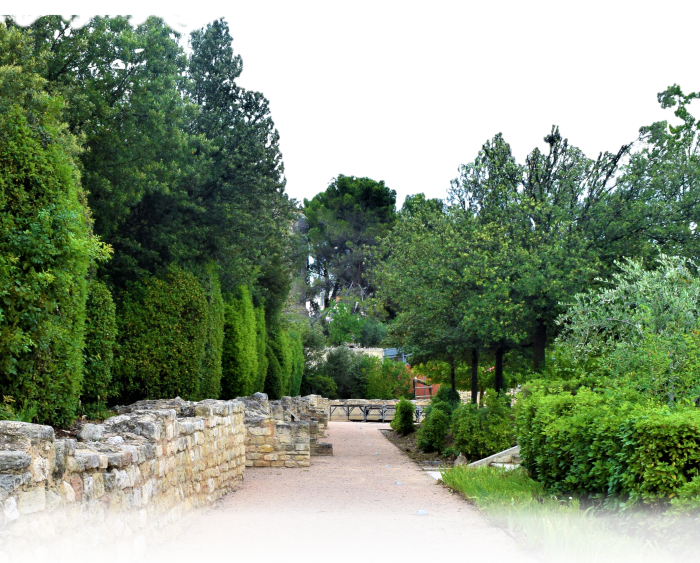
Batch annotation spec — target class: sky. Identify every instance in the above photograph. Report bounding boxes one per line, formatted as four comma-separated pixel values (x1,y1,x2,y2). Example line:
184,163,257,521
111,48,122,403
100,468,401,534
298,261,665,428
12,1,700,207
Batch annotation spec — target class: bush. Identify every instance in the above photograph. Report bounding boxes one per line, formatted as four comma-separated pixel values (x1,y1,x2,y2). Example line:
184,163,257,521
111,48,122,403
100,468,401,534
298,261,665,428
324,347,366,399
289,328,304,396
0,26,109,426
417,408,450,453
254,307,268,392
114,267,208,403
391,398,416,435
430,385,461,415
452,391,514,461
269,328,293,397
264,342,284,399
359,318,387,347
82,279,117,417
198,265,224,399
516,383,700,505
364,357,412,400
221,286,258,398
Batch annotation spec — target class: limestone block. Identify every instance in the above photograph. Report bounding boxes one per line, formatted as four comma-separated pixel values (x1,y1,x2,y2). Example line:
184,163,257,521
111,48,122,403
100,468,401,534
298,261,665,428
0,452,31,474
3,498,19,521
17,488,45,515
253,460,270,467
257,444,273,454
262,454,278,461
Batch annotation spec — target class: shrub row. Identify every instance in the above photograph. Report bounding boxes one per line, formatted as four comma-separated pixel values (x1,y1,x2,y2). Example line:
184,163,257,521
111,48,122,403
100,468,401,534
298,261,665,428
516,384,700,505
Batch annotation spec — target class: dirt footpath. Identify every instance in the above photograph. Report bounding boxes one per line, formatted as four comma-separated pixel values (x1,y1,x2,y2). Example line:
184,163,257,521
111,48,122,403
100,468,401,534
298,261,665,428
159,422,534,562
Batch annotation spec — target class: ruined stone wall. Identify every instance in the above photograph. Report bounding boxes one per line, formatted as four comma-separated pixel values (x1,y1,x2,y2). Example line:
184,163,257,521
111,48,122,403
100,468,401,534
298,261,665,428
0,399,245,559
241,393,332,467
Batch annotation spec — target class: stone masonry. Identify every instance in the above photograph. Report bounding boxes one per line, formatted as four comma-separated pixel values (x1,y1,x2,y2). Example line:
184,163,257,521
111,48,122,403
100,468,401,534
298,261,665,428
0,394,332,559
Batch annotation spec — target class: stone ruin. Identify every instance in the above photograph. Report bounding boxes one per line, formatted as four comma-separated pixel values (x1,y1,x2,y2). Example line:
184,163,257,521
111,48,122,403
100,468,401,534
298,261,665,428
0,393,331,560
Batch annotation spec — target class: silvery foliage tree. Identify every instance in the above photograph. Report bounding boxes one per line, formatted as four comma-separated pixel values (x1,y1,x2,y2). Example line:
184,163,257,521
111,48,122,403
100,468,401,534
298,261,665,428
556,255,700,404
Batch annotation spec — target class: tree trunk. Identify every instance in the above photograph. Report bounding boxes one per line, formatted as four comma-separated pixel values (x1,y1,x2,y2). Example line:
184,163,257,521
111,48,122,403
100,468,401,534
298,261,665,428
494,347,504,393
471,349,478,404
450,359,457,395
533,319,547,372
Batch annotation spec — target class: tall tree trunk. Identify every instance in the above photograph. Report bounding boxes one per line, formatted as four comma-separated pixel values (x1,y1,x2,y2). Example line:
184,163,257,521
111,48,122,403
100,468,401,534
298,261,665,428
471,349,479,404
533,319,547,372
495,347,504,393
450,359,457,396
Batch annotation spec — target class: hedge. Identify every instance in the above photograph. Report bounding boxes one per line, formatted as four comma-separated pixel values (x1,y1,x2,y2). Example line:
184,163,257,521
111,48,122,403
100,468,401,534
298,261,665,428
452,392,514,461
0,29,107,426
198,264,224,400
114,267,208,403
254,306,268,392
221,286,257,398
517,384,700,504
82,279,117,416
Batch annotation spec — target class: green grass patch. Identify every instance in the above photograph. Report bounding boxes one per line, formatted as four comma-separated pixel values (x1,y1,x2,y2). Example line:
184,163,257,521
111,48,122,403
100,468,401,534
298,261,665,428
441,465,692,563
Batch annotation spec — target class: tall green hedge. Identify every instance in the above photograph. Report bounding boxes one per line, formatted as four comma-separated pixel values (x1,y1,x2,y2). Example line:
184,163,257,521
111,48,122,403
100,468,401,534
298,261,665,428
267,328,293,398
517,384,700,505
0,26,107,426
82,279,117,416
114,267,208,403
254,306,268,392
264,342,284,400
221,286,258,398
199,264,224,399
289,328,304,397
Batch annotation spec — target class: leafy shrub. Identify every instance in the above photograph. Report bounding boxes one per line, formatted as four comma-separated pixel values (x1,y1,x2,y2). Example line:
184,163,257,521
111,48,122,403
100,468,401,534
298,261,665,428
82,279,117,417
417,408,450,453
114,267,208,403
221,286,258,398
517,383,700,505
289,328,304,396
198,265,224,399
264,342,284,399
364,357,412,399
430,385,461,415
323,347,366,399
360,318,387,347
0,26,109,426
391,398,415,435
452,391,514,461
556,256,700,404
254,307,268,392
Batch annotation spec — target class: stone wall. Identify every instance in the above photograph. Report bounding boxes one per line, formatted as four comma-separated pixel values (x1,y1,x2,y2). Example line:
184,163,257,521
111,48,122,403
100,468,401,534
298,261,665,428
0,398,245,559
240,393,332,468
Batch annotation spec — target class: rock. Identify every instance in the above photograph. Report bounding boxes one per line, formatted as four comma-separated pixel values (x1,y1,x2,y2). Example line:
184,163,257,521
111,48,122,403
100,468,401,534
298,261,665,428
77,424,105,442
454,452,467,466
3,498,18,521
0,452,31,473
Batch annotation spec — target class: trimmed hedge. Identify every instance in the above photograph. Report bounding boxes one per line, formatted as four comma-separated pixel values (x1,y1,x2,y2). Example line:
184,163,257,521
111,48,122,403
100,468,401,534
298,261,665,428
265,328,293,399
0,28,107,426
114,267,209,403
516,384,700,504
221,286,257,398
254,306,268,392
82,279,117,416
198,265,224,400
264,342,284,400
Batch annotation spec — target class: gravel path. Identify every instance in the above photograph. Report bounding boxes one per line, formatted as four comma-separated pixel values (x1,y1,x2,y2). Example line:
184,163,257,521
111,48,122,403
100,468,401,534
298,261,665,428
160,422,535,561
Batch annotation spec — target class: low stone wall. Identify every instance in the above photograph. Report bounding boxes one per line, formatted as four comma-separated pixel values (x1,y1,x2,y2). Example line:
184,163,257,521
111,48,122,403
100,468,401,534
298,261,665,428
0,398,245,559
240,393,332,468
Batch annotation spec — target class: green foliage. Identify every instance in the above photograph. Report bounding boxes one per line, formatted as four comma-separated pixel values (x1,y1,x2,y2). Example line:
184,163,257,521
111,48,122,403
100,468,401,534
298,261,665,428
322,347,366,399
264,342,284,400
300,323,338,398
0,24,109,426
254,307,268,392
556,256,700,404
359,318,387,348
452,392,514,461
327,303,364,345
82,279,117,416
431,385,461,414
364,357,412,400
416,408,450,453
221,286,258,398
305,175,396,315
114,267,208,403
198,265,225,399
516,384,700,505
289,328,304,397
390,398,415,435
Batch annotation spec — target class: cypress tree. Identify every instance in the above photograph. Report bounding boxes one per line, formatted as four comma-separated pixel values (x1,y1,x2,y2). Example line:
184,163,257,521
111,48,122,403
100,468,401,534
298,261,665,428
221,286,258,398
199,264,225,399
254,306,268,392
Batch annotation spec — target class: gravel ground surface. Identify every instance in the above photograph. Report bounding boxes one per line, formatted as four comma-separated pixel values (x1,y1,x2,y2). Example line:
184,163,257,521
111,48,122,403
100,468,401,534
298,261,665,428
158,421,535,562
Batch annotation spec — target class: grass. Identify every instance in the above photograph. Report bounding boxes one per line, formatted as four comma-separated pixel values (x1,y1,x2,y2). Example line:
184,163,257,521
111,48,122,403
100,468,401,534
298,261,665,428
441,465,696,563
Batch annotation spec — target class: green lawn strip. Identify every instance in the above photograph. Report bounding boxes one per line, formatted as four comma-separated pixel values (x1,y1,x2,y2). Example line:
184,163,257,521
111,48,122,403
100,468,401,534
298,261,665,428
440,465,677,562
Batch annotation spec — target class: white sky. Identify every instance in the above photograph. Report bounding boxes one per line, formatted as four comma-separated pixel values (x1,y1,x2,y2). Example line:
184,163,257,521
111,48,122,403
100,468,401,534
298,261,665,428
13,1,700,207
